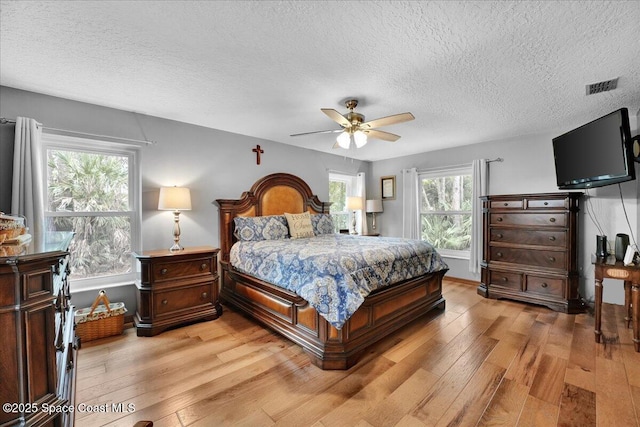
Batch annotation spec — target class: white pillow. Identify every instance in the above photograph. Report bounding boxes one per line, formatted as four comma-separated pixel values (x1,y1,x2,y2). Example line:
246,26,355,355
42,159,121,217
284,212,315,239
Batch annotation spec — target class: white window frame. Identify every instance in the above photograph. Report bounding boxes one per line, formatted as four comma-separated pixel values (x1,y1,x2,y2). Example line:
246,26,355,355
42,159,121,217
328,172,356,232
41,133,142,292
418,164,473,259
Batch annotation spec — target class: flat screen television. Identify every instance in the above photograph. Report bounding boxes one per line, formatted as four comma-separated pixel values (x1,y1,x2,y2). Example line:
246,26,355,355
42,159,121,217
552,108,635,189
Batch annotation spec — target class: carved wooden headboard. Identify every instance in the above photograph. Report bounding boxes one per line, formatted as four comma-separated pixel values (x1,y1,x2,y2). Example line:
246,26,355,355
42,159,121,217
214,173,330,262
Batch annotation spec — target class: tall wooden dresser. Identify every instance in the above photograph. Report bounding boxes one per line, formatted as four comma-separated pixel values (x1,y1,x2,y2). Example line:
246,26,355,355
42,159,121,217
0,231,77,426
478,193,583,313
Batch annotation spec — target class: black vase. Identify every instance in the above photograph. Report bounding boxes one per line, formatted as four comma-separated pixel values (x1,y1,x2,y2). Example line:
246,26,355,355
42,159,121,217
596,235,607,258
615,234,630,261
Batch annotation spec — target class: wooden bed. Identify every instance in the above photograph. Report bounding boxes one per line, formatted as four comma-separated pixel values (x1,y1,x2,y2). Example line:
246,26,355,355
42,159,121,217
215,172,447,369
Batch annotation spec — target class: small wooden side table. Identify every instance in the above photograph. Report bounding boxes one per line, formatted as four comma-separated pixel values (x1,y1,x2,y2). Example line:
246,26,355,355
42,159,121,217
594,259,639,352
134,246,221,336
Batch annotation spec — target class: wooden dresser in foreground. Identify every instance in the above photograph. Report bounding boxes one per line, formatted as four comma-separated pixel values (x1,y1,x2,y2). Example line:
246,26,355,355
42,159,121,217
478,192,583,313
0,231,77,427
134,246,221,336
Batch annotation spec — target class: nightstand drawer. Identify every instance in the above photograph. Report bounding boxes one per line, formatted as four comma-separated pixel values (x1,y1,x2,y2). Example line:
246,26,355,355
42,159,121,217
490,228,566,247
153,257,213,281
154,283,213,316
526,275,564,298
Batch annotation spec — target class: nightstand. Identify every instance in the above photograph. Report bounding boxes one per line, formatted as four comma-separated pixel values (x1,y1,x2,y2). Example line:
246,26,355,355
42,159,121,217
133,246,221,336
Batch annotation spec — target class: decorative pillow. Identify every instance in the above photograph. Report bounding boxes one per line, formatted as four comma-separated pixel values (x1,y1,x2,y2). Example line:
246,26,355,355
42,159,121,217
233,215,289,241
311,214,335,235
284,212,315,239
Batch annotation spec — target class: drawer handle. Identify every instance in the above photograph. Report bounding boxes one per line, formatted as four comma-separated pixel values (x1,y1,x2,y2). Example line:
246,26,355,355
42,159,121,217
160,268,168,275
549,236,556,241
162,299,168,305
496,252,503,257
548,256,556,262
496,217,503,222
502,277,508,282
504,203,509,206
544,202,549,206
496,233,503,239
200,263,207,271
549,217,556,223
541,282,548,288
201,292,208,299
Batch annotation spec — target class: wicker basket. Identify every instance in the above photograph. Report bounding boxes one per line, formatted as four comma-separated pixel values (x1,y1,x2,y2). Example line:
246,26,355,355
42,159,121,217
74,290,126,342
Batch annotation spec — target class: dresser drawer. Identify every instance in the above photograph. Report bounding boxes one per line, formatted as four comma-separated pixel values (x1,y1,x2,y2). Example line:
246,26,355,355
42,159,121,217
525,275,564,298
490,228,566,247
489,270,522,291
490,212,567,227
153,257,213,282
527,198,568,209
153,283,213,316
490,247,566,269
490,200,523,209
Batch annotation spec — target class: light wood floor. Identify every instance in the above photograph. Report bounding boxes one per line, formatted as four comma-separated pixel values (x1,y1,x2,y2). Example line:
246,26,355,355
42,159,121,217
75,279,640,426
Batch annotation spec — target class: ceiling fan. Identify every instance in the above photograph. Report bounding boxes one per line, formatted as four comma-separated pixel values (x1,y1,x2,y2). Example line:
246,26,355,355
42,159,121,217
290,99,415,149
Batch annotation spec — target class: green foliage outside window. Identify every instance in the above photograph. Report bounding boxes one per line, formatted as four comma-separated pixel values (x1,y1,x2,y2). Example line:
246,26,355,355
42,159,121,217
329,179,348,232
47,150,132,280
420,174,472,251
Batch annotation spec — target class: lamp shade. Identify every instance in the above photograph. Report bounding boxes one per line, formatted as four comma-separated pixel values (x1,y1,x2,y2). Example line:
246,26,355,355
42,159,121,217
346,196,363,211
366,199,383,213
158,186,192,211
336,132,351,149
353,130,368,148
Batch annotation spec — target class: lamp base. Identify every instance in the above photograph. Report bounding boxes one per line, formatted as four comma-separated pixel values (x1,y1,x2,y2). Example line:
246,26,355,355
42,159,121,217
169,210,184,252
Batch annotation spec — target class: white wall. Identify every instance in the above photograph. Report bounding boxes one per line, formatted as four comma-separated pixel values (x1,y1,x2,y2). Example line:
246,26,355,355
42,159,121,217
370,130,639,305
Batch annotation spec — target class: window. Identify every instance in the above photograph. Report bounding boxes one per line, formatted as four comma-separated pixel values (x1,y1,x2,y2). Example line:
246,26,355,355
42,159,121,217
328,172,355,233
42,133,141,292
419,165,472,258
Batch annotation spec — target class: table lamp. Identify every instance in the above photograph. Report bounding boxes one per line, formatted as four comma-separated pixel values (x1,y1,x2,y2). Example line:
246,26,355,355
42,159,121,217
346,196,363,235
158,186,192,251
366,199,383,230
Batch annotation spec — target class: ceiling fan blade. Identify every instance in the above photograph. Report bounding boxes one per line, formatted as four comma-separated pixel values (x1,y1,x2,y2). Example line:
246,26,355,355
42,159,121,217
361,112,415,129
364,129,401,142
290,129,343,137
321,108,351,127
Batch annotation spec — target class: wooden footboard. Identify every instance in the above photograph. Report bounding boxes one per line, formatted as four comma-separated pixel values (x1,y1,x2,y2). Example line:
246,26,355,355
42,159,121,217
220,260,446,369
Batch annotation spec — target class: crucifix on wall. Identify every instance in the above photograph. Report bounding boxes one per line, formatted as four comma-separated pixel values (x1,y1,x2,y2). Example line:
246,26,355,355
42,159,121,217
252,144,264,165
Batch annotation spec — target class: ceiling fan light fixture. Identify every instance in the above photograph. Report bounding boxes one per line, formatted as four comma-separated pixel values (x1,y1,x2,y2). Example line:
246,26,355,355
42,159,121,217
354,130,367,148
336,131,351,149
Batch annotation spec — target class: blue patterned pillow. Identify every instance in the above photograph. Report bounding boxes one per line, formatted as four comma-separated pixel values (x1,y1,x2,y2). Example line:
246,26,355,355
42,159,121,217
311,214,335,235
233,215,289,241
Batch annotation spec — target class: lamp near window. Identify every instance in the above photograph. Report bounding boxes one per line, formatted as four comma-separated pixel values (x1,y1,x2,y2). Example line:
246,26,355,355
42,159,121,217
366,199,383,230
158,186,191,251
346,196,363,235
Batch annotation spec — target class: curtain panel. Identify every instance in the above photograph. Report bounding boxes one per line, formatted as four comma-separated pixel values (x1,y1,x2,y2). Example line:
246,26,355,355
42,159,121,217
356,172,368,235
469,159,488,273
12,117,45,243
401,168,419,239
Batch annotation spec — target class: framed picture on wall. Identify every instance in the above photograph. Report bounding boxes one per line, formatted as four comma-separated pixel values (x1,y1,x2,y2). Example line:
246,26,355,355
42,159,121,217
381,175,396,200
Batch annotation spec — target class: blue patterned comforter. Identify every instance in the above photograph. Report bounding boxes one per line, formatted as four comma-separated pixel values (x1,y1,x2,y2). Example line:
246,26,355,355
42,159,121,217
229,234,448,329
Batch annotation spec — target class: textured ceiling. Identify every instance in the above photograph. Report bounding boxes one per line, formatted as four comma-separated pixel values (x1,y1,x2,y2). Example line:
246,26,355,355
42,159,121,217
1,1,639,161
